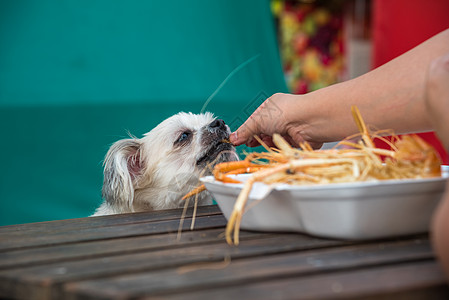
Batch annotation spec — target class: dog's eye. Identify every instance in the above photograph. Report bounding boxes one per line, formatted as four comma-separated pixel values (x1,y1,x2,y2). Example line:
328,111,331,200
176,131,192,144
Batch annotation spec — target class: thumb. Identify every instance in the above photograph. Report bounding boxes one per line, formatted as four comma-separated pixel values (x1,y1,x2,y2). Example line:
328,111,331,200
230,94,284,146
230,118,260,146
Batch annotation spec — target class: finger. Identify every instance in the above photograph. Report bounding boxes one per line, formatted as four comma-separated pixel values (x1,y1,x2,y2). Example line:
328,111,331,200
282,135,298,147
288,131,323,150
309,142,324,150
246,136,261,148
230,115,262,146
229,120,255,146
230,97,278,146
261,135,276,148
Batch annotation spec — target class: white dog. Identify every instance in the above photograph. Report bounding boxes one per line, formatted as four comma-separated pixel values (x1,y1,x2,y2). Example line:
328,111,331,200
93,112,237,216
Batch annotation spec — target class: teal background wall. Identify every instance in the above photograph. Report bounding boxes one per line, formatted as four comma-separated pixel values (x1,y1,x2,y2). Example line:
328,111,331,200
0,0,287,225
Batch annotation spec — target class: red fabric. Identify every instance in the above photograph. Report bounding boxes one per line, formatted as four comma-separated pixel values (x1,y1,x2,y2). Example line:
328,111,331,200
372,0,449,164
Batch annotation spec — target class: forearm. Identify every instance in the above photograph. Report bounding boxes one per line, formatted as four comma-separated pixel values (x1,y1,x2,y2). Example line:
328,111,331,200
296,28,449,142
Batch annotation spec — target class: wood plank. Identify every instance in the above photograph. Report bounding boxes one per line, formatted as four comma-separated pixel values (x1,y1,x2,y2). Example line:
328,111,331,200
0,234,349,300
0,205,221,235
0,229,269,270
0,214,226,251
60,239,434,299
154,261,449,300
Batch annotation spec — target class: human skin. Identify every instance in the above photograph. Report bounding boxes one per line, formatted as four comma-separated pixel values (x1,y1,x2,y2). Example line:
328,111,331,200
427,53,449,280
230,29,449,149
229,28,449,280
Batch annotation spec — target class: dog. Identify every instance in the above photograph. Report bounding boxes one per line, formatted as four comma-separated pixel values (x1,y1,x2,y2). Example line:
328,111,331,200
93,112,237,216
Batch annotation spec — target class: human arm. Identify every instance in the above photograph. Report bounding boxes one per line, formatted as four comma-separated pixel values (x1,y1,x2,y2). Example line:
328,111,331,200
230,28,449,148
427,52,449,280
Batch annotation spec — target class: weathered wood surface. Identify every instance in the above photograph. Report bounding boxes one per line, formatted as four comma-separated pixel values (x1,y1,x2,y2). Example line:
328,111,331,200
0,205,448,300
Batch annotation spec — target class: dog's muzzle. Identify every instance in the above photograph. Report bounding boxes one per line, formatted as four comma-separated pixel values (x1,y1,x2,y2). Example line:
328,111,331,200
196,119,236,167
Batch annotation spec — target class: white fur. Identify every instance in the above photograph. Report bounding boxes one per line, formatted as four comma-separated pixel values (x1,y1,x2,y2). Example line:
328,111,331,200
92,112,237,216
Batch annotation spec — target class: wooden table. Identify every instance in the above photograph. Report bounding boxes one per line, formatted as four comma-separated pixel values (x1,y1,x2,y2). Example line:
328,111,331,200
0,205,448,300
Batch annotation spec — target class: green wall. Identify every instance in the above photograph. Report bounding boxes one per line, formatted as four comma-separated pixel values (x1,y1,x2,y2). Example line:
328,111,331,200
0,0,287,225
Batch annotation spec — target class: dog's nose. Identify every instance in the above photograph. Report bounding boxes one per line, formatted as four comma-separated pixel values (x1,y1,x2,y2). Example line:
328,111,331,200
209,119,226,129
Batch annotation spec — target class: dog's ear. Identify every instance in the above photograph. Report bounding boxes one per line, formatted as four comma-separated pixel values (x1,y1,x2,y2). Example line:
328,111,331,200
102,138,143,212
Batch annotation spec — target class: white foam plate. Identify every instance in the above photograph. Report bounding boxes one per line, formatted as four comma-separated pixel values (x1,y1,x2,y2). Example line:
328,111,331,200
201,166,449,240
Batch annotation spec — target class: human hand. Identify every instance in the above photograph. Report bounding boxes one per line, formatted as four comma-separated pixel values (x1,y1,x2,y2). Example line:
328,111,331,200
229,93,324,149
